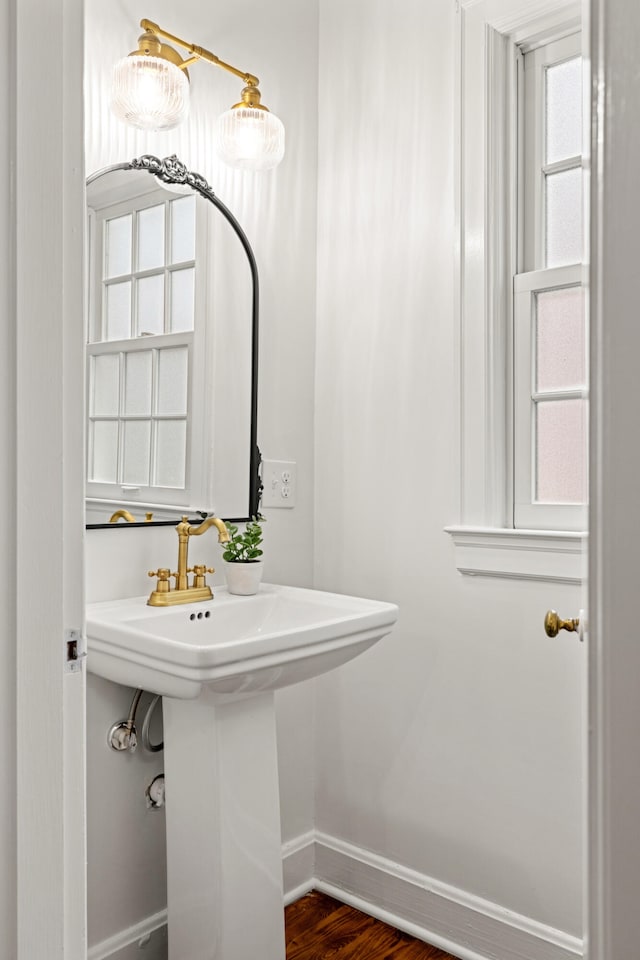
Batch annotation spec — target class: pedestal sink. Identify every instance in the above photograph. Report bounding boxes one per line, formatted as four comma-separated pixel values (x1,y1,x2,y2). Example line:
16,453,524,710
86,584,398,960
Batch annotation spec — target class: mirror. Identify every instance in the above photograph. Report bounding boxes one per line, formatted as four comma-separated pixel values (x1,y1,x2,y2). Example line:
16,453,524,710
84,155,260,529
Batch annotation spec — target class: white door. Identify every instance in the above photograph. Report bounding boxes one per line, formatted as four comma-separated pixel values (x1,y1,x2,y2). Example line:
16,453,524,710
14,0,87,956
586,0,640,956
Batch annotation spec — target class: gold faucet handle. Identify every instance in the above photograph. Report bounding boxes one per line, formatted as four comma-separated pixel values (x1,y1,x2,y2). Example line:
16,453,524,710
192,564,215,588
148,568,172,594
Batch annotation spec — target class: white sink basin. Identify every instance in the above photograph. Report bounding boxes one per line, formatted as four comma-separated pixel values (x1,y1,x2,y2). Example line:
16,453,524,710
86,583,399,699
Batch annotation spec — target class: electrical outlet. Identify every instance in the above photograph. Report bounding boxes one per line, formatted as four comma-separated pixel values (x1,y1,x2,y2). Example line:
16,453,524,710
261,460,297,508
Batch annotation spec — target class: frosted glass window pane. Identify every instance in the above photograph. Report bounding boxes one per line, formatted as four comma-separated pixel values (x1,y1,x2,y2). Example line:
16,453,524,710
546,57,582,164
170,195,196,263
137,205,165,272
105,281,132,341
536,399,586,503
136,275,165,336
155,420,186,488
157,347,188,415
123,421,151,486
546,168,582,267
536,287,585,391
91,421,119,483
91,354,120,416
170,268,195,332
124,351,152,416
105,214,132,279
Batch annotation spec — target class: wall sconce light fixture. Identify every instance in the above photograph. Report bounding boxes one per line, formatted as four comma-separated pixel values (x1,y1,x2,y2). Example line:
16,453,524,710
111,19,285,171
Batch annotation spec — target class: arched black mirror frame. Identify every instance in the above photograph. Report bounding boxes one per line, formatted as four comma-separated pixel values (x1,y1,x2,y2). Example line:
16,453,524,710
85,154,262,530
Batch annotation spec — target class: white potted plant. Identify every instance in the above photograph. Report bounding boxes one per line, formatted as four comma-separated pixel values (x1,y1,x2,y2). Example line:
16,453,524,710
222,519,264,595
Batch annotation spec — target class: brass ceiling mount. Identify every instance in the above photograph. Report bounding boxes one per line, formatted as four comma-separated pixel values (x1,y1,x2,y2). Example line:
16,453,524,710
233,85,269,112
136,29,162,57
132,28,190,77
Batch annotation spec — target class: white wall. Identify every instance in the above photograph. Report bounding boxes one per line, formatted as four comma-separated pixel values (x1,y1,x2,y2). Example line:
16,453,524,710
314,0,583,939
84,0,319,948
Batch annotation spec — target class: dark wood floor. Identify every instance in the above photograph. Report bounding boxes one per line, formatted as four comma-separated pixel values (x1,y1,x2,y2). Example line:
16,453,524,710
285,891,460,959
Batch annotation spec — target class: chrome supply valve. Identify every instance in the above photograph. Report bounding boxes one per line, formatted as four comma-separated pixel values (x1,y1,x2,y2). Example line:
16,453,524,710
108,688,144,752
108,720,138,752
146,774,165,809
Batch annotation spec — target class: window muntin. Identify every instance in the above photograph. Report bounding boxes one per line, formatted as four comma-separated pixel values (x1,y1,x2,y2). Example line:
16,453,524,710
89,192,197,343
87,338,192,494
516,31,586,530
87,189,204,507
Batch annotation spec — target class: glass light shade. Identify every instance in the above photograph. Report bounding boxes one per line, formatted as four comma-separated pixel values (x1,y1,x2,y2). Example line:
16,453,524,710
216,107,285,171
111,55,189,132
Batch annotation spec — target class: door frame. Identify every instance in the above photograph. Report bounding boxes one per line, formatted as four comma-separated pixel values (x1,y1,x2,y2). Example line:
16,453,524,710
587,0,640,956
15,0,86,956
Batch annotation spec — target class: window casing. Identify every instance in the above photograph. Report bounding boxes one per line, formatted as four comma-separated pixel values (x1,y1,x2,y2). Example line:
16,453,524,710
448,0,586,582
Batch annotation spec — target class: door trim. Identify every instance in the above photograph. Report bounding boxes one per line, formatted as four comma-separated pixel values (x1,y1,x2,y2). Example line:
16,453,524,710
587,0,640,956
15,0,86,956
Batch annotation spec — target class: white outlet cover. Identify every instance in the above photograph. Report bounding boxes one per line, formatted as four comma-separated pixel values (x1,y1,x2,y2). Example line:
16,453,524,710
262,459,296,509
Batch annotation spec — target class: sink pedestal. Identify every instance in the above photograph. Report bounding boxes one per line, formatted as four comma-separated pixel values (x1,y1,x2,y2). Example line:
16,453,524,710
162,689,286,960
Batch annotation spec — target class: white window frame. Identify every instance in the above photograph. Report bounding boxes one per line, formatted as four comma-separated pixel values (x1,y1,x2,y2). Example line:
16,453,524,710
446,0,586,583
522,32,583,273
85,186,209,514
515,31,587,531
514,264,586,530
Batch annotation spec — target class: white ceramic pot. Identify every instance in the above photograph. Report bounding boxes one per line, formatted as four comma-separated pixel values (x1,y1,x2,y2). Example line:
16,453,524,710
223,560,264,596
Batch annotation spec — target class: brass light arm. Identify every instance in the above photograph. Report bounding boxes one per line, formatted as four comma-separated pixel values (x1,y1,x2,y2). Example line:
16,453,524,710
113,20,285,168
139,19,260,87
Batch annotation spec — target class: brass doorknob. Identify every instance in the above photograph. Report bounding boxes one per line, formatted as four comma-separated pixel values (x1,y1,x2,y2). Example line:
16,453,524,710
544,610,580,637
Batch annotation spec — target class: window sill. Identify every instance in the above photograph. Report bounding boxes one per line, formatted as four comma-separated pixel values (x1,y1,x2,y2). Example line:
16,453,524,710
444,526,586,584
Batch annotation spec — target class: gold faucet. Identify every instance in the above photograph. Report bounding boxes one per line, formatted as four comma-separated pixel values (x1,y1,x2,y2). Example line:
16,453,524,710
109,509,154,523
147,515,230,606
110,509,136,523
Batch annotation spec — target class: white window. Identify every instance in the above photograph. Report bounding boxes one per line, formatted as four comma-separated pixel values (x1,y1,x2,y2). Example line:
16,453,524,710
86,188,207,510
447,0,587,582
514,32,587,531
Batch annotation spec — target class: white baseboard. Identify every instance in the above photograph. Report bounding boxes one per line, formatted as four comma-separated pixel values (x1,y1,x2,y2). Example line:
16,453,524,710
88,910,167,960
88,835,315,960
314,832,583,960
89,830,584,960
283,830,315,904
